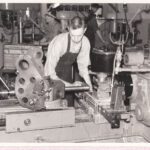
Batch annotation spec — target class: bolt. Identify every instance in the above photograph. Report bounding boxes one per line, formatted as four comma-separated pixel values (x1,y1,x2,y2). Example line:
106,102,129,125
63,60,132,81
29,98,37,105
24,119,31,126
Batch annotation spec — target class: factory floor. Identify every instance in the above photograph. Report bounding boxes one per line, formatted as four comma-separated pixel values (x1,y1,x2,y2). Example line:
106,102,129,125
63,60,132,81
88,136,148,143
75,108,148,143
0,102,148,143
0,107,147,143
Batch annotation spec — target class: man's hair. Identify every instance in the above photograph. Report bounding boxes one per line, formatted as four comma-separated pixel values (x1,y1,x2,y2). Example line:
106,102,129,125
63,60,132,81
91,4,103,10
69,16,86,29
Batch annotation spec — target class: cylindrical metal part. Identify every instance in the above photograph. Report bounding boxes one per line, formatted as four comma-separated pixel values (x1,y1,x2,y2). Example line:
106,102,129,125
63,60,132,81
123,50,144,66
0,90,15,96
117,67,150,73
112,19,117,34
32,24,35,42
65,85,89,92
19,17,22,43
0,42,4,69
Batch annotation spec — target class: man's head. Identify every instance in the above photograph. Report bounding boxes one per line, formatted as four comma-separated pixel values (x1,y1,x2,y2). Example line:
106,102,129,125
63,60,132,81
45,12,56,23
68,16,86,43
91,4,100,14
90,4,103,17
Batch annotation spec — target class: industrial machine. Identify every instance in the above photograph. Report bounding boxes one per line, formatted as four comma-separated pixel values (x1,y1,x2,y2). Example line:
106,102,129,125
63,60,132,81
1,3,150,143
0,44,92,133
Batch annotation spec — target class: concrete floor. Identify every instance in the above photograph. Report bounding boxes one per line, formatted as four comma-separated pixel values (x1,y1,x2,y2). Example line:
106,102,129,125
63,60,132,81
88,136,148,143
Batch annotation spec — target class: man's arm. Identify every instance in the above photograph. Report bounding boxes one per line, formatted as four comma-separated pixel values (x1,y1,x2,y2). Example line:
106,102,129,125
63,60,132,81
44,35,72,86
77,37,93,92
96,30,107,44
44,36,61,79
96,19,108,45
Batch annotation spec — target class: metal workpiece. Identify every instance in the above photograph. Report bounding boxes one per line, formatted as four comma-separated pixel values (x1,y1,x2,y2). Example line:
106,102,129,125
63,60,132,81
14,46,67,111
65,85,90,92
123,50,144,66
0,90,15,96
116,66,150,73
15,46,47,111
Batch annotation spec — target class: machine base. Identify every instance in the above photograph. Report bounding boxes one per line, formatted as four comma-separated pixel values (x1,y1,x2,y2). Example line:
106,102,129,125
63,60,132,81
6,107,75,133
0,101,148,143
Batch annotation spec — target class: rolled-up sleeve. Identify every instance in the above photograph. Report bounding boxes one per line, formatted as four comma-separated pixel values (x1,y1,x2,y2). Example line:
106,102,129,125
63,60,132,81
77,37,91,78
44,36,63,79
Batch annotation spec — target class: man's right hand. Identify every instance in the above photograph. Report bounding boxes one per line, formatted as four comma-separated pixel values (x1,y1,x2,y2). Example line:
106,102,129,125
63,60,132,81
61,80,72,87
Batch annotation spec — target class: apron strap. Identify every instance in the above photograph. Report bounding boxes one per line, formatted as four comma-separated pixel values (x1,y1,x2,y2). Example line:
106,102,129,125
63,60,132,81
76,40,82,57
67,33,83,55
67,33,71,52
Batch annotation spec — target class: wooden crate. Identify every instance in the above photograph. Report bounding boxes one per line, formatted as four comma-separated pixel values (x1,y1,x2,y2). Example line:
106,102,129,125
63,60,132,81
3,44,42,70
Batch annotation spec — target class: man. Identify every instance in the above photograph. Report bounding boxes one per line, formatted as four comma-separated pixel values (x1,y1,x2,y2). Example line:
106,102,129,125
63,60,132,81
85,3,103,51
44,16,92,106
40,12,61,43
85,4,115,53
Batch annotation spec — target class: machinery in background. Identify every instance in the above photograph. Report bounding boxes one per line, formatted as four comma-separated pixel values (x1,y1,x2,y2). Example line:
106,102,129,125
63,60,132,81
17,7,45,44
1,4,150,142
0,6,46,45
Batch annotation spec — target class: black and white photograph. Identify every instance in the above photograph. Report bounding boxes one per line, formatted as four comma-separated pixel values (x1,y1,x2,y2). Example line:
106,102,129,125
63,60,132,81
0,2,150,143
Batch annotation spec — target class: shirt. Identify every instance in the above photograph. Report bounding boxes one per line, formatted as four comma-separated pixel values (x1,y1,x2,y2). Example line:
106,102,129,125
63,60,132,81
44,32,91,80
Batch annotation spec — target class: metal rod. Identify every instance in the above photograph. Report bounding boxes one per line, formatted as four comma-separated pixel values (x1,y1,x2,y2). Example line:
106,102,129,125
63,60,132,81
0,78,10,91
0,90,15,96
19,17,22,43
29,17,46,35
108,4,119,13
116,67,150,72
65,85,89,92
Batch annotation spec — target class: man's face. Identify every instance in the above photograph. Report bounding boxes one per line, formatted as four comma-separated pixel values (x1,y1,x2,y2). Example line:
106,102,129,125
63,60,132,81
45,15,54,23
69,27,86,43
